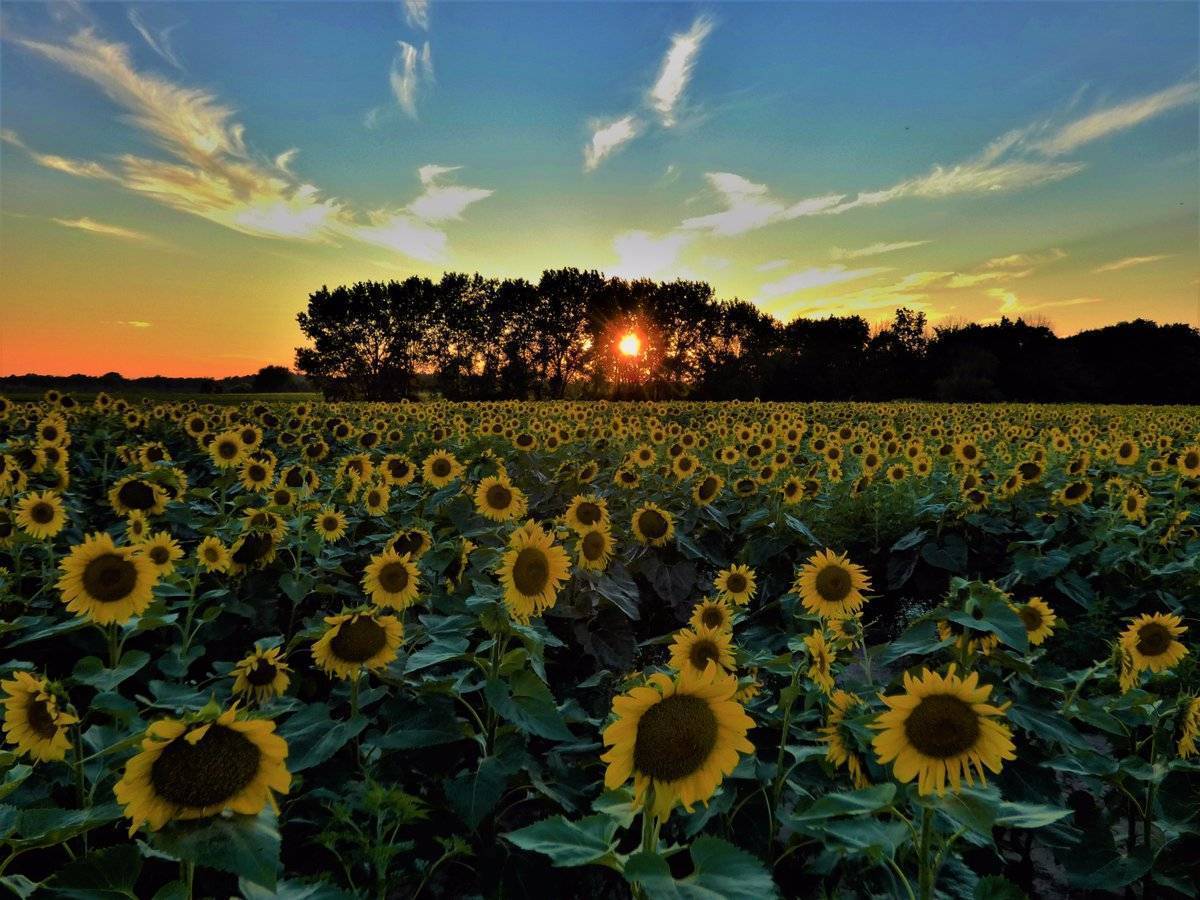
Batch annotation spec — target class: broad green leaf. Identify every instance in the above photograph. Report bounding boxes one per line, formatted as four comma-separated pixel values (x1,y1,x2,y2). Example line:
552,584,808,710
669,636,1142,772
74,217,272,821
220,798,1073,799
444,756,508,830
47,844,142,898
787,784,896,823
625,837,779,899
72,652,150,692
483,671,572,741
150,809,281,891
278,704,367,771
504,814,617,867
16,804,122,843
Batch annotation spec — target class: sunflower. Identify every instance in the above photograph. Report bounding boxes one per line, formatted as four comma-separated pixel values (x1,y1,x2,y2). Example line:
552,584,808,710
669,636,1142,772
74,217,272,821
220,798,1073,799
872,666,1015,796
422,450,463,488
804,628,835,694
1120,612,1188,674
362,482,391,517
692,472,724,507
668,626,736,678
196,536,230,573
1114,438,1140,466
631,503,675,547
443,538,476,591
794,549,871,618
1013,597,1057,646
114,706,290,834
565,494,609,533
389,528,432,561
14,490,67,540
713,564,756,606
1121,489,1148,524
1177,446,1200,478
380,454,416,486
1056,481,1093,506
139,531,184,576
314,508,348,542
239,458,275,493
362,548,421,610
108,476,167,516
312,611,404,680
231,647,292,704
689,597,732,633
125,511,150,544
58,532,158,624
208,430,246,469
576,524,614,572
826,614,863,650
2,672,77,762
228,531,277,574
474,475,527,522
820,689,869,789
496,521,571,623
601,665,754,821
1177,697,1200,759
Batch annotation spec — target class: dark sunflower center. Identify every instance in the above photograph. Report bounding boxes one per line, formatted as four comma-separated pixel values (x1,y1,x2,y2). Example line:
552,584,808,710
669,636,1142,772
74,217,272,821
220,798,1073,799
1136,623,1172,657
26,697,59,739
321,516,340,532
149,546,170,565
576,502,602,525
815,565,851,603
1185,452,1199,469
218,441,240,459
637,510,668,540
512,547,550,596
150,724,262,809
118,480,157,510
698,477,718,500
246,659,278,686
392,532,423,556
388,460,409,478
1018,462,1041,480
700,607,725,629
330,616,388,662
581,530,606,560
688,638,722,671
633,694,719,782
903,694,981,758
377,561,410,593
82,553,138,603
248,465,267,482
486,484,513,510
232,533,273,565
285,468,304,487
1065,483,1086,500
1018,605,1042,632
30,502,55,524
431,459,451,477
725,573,748,594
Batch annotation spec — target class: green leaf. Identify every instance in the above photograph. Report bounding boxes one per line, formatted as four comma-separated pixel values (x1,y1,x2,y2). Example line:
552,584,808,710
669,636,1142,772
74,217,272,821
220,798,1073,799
0,765,32,802
484,671,572,741
625,836,780,899
592,563,640,620
1007,704,1089,750
71,652,150,692
974,874,1028,900
444,756,508,831
1069,846,1154,890
366,701,466,750
16,804,122,843
239,878,355,900
150,809,281,891
878,621,950,665
921,534,967,572
47,844,142,898
891,528,928,552
786,784,896,823
404,638,470,673
504,814,617,867
994,801,1071,829
278,704,367,772
819,818,910,855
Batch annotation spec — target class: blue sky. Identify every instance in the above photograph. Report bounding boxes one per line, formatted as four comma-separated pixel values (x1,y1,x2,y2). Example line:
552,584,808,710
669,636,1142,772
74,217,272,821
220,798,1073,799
0,1,1197,375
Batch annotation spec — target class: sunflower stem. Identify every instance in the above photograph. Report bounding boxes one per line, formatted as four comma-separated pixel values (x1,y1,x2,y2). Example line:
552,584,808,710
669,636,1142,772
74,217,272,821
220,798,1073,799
770,666,802,824
106,624,121,668
917,803,936,900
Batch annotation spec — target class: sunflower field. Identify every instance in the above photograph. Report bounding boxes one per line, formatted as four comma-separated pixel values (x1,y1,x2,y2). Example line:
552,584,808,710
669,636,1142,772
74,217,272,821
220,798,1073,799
1,393,1198,899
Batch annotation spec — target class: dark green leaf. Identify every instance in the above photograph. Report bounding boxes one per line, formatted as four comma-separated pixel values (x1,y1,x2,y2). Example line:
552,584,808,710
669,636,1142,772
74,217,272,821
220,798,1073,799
504,814,617,867
150,809,280,891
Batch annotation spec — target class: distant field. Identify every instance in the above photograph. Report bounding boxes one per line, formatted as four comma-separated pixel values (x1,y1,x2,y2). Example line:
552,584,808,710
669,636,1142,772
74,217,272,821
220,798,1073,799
1,389,322,404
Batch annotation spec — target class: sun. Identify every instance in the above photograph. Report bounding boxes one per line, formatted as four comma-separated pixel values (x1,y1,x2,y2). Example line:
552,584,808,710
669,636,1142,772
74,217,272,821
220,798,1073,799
618,332,641,357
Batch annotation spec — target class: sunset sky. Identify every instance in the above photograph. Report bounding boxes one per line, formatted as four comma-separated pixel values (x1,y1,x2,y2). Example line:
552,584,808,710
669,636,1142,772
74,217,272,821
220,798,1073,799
1,1,1197,377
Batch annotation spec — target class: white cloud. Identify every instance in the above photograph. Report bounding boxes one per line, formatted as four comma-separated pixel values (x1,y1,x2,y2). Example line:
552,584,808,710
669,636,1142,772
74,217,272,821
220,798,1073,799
611,230,695,279
1035,81,1198,157
117,320,153,328
982,248,1066,269
341,210,447,263
407,165,493,222
403,0,430,31
771,271,948,321
584,115,642,172
52,216,155,242
1093,254,1172,274
390,40,433,119
830,240,930,261
986,287,1102,319
648,16,713,127
756,265,891,303
127,8,184,70
680,172,844,237
755,259,790,272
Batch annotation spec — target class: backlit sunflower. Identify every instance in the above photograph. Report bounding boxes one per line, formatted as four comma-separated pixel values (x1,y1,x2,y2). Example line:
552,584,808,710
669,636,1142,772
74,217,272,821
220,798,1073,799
496,520,571,623
713,564,756,606
819,689,869,789
474,474,527,522
312,611,403,680
1013,597,1056,646
231,646,292,704
362,548,421,610
631,502,675,547
196,536,230,573
58,532,158,624
1177,697,1200,758
1120,612,1188,674
689,597,733,633
2,672,77,762
872,665,1015,796
114,706,290,834
314,508,348,542
794,549,871,618
14,490,67,540
804,628,835,694
565,494,609,533
601,665,754,821
422,450,463,488
668,625,736,678
576,524,614,572
139,531,184,576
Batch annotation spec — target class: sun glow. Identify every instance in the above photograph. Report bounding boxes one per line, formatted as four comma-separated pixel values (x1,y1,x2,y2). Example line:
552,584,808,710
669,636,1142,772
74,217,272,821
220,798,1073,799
619,333,641,357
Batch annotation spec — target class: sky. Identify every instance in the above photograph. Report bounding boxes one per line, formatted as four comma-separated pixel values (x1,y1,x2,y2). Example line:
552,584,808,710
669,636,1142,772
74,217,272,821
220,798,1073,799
0,1,1197,378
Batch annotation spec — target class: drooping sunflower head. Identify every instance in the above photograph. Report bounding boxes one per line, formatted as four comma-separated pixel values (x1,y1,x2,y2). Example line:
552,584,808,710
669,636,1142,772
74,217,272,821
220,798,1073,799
689,597,733,633
692,472,724,507
872,665,1015,797
312,611,404,680
794,548,871,618
601,665,754,821
497,520,571,623
1120,612,1188,674
231,646,292,704
819,689,869,788
575,524,614,572
57,532,159,625
474,475,527,522
631,502,675,547
668,625,736,678
2,671,77,762
362,547,421,610
804,628,835,695
389,528,432,561
228,530,277,575
114,706,290,834
1056,480,1093,507
714,564,756,606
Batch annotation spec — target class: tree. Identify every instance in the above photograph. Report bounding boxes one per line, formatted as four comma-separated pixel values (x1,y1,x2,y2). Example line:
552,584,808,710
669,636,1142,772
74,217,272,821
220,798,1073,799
252,365,300,393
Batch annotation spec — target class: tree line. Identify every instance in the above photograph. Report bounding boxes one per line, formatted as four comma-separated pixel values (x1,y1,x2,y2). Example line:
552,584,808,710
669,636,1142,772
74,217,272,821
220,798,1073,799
294,269,1200,404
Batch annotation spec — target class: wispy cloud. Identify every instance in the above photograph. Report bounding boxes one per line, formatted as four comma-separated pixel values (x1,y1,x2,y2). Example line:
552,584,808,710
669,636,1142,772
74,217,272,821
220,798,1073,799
584,115,642,172
680,172,843,237
610,230,695,279
830,240,930,261
986,287,1102,319
982,248,1066,269
52,216,155,242
756,264,891,305
389,40,433,119
117,320,153,328
127,8,184,70
1093,254,1172,274
772,271,949,321
403,0,430,31
648,16,713,127
1,129,120,181
1034,81,1198,157
407,164,493,222
755,259,790,272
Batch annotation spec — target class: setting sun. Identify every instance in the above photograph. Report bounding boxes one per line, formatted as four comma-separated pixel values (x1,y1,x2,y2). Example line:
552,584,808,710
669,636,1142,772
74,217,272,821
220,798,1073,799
618,333,641,357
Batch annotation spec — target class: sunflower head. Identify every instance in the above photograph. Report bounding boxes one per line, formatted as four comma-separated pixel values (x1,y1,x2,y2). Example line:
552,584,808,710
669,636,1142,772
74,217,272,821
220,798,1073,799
575,524,614,572
714,564,756,606
475,475,527,522
668,626,736,678
232,646,292,704
2,671,77,762
312,611,404,680
631,503,675,547
496,521,571,623
794,548,871,618
58,532,159,625
1120,612,1188,674
565,494,609,533
689,598,733,633
362,548,421,610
